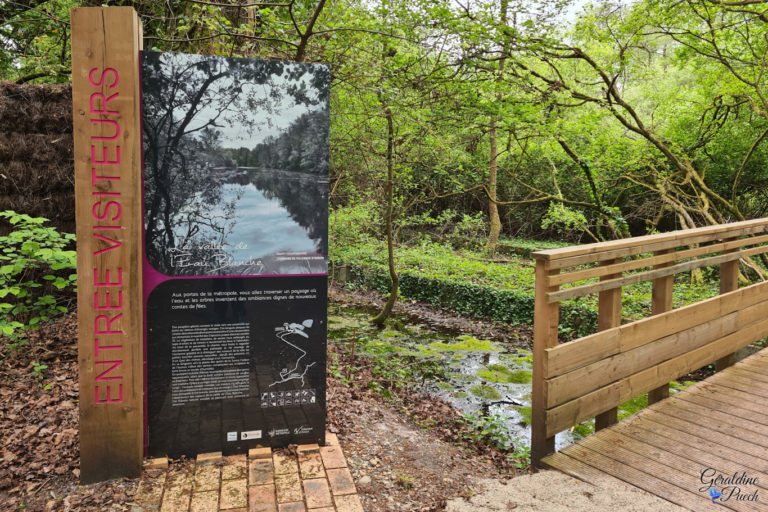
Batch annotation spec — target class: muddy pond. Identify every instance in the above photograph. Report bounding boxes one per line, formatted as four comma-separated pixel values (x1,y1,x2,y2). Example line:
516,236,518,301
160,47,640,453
328,304,577,451
328,304,696,453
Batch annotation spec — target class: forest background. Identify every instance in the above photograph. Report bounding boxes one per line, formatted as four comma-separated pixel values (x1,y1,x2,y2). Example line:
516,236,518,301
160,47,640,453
4,0,768,319
3,1,768,501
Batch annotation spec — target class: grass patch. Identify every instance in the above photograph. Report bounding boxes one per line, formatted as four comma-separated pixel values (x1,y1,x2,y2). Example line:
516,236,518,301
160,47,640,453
514,405,532,426
477,365,532,384
428,335,501,352
469,384,502,400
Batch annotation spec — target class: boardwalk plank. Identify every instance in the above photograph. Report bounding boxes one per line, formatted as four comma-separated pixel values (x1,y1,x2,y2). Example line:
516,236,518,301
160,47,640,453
734,358,768,376
545,349,768,509
609,422,768,492
659,400,768,446
620,415,768,475
541,452,613,484
727,367,768,384
640,409,766,460
662,395,768,434
705,372,768,398
670,388,768,427
733,357,768,375
714,365,768,386
573,434,762,512
559,443,725,511
679,382,768,418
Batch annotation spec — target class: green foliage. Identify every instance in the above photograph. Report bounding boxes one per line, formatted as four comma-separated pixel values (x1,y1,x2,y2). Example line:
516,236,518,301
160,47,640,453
329,205,380,259
31,362,51,390
0,211,76,350
350,335,447,400
468,384,502,400
332,239,598,338
0,0,75,83
541,202,590,236
333,236,722,338
459,412,531,468
427,335,501,353
477,366,532,384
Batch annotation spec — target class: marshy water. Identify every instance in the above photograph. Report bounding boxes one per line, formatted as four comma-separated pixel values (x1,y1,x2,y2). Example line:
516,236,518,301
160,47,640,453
328,304,577,450
328,303,699,452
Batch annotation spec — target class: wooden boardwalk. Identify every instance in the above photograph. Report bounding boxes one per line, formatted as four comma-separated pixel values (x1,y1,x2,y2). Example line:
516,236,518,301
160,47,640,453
543,348,768,511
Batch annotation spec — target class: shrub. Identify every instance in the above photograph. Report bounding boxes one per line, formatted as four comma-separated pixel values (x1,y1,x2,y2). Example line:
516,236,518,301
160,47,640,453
0,211,76,350
331,237,720,339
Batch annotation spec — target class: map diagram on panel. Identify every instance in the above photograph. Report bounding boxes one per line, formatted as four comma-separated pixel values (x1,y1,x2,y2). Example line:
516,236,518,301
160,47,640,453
270,319,316,388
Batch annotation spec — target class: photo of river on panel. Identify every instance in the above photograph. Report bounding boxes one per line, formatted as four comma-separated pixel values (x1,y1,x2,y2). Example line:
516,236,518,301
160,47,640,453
141,51,329,277
141,51,329,458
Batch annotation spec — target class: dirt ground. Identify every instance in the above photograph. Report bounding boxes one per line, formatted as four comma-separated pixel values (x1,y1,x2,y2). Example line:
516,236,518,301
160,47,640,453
1,286,687,511
0,287,517,512
445,472,687,511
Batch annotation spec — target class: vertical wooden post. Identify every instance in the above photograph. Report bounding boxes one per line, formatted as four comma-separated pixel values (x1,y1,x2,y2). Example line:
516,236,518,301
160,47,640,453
532,258,559,467
595,259,621,430
71,7,144,483
648,249,673,405
716,239,739,371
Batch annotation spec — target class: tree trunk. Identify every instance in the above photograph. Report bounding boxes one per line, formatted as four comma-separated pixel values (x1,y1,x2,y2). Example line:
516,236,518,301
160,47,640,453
485,0,508,257
372,100,398,326
487,118,501,256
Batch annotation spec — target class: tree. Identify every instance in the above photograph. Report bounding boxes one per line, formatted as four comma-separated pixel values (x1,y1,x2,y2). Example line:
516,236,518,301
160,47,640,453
141,51,329,273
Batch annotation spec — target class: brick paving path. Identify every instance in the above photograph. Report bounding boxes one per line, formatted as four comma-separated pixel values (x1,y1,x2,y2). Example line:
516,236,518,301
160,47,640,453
130,433,364,512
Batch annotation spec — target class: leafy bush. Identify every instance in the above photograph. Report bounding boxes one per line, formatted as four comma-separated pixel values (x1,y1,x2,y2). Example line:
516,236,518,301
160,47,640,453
331,238,721,339
0,211,76,350
329,204,381,260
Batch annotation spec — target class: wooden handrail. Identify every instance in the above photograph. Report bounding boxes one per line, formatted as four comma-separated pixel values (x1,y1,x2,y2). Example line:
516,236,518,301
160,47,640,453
530,218,768,468
531,217,768,263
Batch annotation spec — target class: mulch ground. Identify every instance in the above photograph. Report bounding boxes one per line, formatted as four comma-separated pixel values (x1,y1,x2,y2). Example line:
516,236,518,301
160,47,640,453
0,316,137,511
0,287,527,512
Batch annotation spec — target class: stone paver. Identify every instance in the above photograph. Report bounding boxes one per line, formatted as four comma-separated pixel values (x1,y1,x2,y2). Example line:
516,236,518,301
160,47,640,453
133,470,166,512
302,478,332,509
275,472,304,503
129,433,360,512
160,466,195,512
220,478,248,510
249,447,272,460
297,443,320,454
190,490,219,512
222,454,248,480
145,457,169,470
326,468,356,496
298,452,325,480
197,452,223,465
249,483,277,512
273,451,299,475
318,446,345,470
333,494,365,512
277,502,306,512
249,459,274,486
195,463,221,492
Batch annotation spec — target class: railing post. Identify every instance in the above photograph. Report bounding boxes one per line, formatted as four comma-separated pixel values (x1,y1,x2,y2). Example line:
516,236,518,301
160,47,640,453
595,259,621,430
648,249,673,404
716,239,739,371
532,257,559,467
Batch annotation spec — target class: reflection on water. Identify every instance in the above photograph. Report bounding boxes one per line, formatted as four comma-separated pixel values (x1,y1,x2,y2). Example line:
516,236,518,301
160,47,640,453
167,169,327,276
210,183,316,254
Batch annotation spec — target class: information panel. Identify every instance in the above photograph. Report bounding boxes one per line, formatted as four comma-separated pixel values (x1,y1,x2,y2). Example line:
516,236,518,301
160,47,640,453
141,51,329,457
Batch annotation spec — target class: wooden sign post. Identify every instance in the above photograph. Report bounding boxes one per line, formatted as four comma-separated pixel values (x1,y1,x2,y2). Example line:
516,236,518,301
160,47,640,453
71,7,144,483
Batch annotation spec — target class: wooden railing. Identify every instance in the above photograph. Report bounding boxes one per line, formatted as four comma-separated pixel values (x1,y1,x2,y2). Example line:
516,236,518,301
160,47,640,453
530,218,768,467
